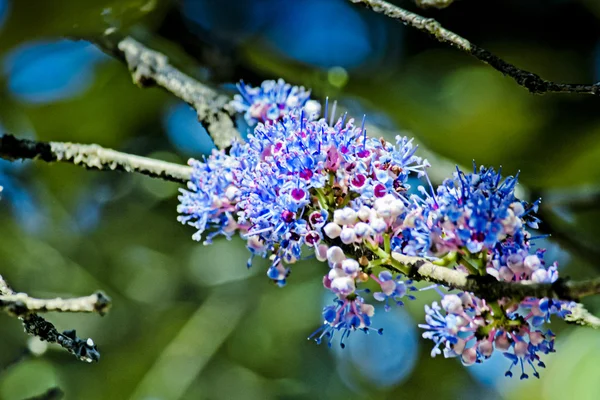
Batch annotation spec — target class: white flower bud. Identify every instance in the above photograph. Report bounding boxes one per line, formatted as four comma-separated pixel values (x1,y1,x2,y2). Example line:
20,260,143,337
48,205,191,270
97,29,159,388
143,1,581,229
342,259,360,275
510,201,525,216
357,206,371,221
441,294,463,314
451,338,466,356
331,276,356,296
340,227,357,244
327,246,345,264
499,266,515,282
328,267,346,281
370,218,387,233
333,208,357,226
389,198,405,217
323,222,341,239
524,255,541,271
360,303,375,317
531,269,549,283
225,185,239,201
304,100,321,117
315,244,329,262
354,222,371,238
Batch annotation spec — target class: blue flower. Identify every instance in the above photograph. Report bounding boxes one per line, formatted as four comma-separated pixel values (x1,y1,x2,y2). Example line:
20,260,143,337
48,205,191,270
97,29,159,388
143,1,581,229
372,271,416,311
418,301,466,357
309,297,382,348
231,79,320,126
177,146,244,243
424,164,537,258
502,330,555,379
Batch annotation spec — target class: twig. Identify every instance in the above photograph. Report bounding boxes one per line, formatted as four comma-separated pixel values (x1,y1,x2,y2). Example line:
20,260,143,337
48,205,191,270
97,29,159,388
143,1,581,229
392,252,600,301
0,291,111,316
392,252,600,328
0,275,108,363
414,0,455,9
90,31,241,150
564,303,600,329
349,0,600,95
0,134,191,184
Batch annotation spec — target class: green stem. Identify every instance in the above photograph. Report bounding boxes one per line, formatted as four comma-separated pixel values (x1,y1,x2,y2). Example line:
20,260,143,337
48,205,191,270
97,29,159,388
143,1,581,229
459,259,479,275
383,234,391,254
365,240,410,275
432,251,457,266
314,188,329,209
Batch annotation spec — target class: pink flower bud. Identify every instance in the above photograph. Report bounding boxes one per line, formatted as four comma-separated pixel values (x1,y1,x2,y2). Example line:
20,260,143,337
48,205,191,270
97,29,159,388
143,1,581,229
461,347,477,365
315,244,329,262
495,333,511,351
478,340,494,357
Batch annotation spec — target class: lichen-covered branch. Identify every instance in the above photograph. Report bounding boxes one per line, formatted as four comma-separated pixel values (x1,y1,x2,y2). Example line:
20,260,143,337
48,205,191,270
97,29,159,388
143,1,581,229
414,0,455,9
90,31,241,150
349,0,600,95
391,252,600,301
564,303,600,329
391,252,600,327
0,134,191,184
0,275,109,362
0,291,111,316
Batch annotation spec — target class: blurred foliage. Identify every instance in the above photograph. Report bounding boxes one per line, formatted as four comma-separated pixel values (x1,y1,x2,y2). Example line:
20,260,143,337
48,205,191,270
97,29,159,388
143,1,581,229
1,0,600,399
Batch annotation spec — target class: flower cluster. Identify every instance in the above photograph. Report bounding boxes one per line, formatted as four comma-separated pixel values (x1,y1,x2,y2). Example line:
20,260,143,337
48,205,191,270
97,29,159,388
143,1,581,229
415,164,574,378
419,295,557,379
178,78,575,379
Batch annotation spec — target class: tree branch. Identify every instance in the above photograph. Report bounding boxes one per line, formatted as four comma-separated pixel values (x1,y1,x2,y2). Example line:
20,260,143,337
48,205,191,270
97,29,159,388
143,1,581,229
564,303,600,329
349,0,600,95
90,31,241,150
0,291,111,317
0,134,191,184
392,252,600,302
414,0,455,9
2,131,599,317
0,275,109,363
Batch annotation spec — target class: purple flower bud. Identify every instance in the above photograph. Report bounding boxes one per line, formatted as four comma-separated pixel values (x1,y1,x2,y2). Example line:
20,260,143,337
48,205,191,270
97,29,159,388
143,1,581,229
305,230,322,247
374,183,387,198
281,210,295,223
290,188,307,203
308,210,328,228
